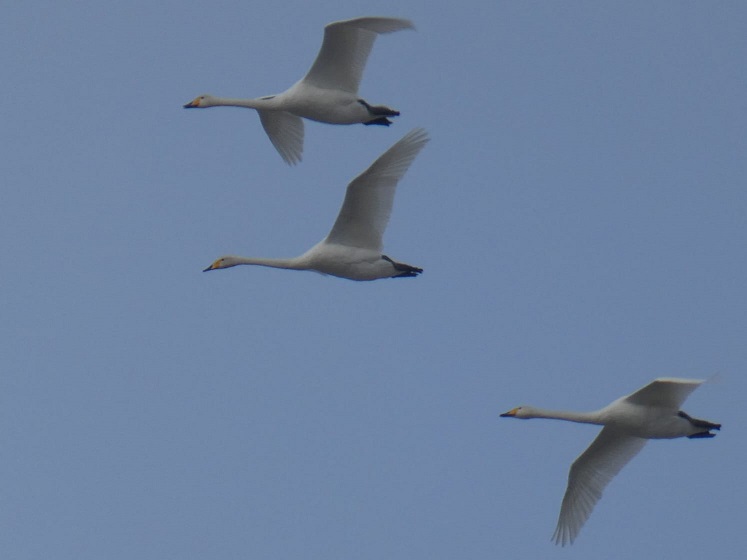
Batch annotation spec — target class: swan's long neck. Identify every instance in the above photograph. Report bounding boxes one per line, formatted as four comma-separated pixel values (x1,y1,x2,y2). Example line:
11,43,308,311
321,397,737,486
209,96,277,109
231,256,306,271
525,407,604,425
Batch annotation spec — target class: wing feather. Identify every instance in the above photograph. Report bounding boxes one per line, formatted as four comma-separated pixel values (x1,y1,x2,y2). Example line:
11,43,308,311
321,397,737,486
553,428,647,546
258,110,305,165
302,17,414,94
325,128,428,250
623,378,703,409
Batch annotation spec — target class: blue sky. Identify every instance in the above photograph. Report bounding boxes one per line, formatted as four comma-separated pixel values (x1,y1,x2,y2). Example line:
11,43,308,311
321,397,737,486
2,1,745,558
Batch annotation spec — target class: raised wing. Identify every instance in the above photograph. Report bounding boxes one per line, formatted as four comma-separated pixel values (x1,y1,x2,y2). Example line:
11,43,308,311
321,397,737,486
325,128,428,250
258,110,305,165
623,378,704,410
553,427,647,546
301,17,414,94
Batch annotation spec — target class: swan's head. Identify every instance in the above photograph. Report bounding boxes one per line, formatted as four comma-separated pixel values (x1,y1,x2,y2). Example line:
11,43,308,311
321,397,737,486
183,94,217,108
203,256,239,272
500,406,534,419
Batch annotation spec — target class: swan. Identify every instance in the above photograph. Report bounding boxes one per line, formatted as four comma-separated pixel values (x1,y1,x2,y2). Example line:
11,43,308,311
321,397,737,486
184,16,414,165
500,377,720,546
203,128,428,280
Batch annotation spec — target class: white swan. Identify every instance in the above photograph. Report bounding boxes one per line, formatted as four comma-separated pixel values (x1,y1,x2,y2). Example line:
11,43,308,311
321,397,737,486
184,16,414,165
501,377,720,546
203,128,428,280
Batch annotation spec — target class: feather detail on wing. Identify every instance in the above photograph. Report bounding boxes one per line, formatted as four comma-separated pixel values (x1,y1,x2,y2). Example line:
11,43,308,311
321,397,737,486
302,17,414,94
623,378,703,410
325,128,428,250
553,428,647,546
258,110,305,165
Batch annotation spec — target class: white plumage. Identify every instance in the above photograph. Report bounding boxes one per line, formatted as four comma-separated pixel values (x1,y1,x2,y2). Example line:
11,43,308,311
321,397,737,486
203,128,429,281
184,17,414,164
501,378,720,546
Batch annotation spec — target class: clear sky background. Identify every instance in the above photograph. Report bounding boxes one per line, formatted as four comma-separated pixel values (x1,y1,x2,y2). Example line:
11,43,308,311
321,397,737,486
2,1,745,558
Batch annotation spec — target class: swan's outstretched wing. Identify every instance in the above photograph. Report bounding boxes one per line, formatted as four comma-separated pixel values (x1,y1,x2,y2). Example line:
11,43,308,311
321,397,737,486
553,427,647,546
623,378,704,410
301,17,414,94
258,110,305,165
325,128,428,250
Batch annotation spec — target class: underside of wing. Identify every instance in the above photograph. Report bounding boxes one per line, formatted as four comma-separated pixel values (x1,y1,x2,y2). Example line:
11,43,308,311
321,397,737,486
623,378,703,409
302,17,414,94
326,128,429,250
553,428,647,546
258,110,305,165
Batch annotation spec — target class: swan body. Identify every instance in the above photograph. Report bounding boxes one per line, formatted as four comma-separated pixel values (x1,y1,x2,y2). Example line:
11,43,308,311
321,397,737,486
203,128,429,281
501,377,720,546
184,16,414,164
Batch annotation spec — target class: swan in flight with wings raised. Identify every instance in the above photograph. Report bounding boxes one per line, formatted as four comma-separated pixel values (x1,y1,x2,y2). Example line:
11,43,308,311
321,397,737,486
184,17,414,164
203,128,428,280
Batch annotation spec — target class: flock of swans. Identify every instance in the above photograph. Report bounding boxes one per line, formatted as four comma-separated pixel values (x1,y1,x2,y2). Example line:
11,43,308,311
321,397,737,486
187,17,423,280
183,16,721,547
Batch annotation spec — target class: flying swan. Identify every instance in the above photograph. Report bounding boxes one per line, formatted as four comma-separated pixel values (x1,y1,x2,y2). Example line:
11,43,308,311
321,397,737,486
500,377,720,546
184,16,414,165
203,128,429,280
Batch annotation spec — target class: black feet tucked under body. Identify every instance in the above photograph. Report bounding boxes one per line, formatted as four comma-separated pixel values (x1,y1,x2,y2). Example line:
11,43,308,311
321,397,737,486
364,116,394,126
688,431,717,439
382,255,422,278
359,99,400,126
678,410,721,438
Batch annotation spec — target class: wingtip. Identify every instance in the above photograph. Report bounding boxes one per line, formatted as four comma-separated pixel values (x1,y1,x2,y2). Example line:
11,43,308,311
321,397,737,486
400,18,416,31
403,126,429,139
552,526,574,547
403,127,430,148
282,154,302,166
330,16,416,34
